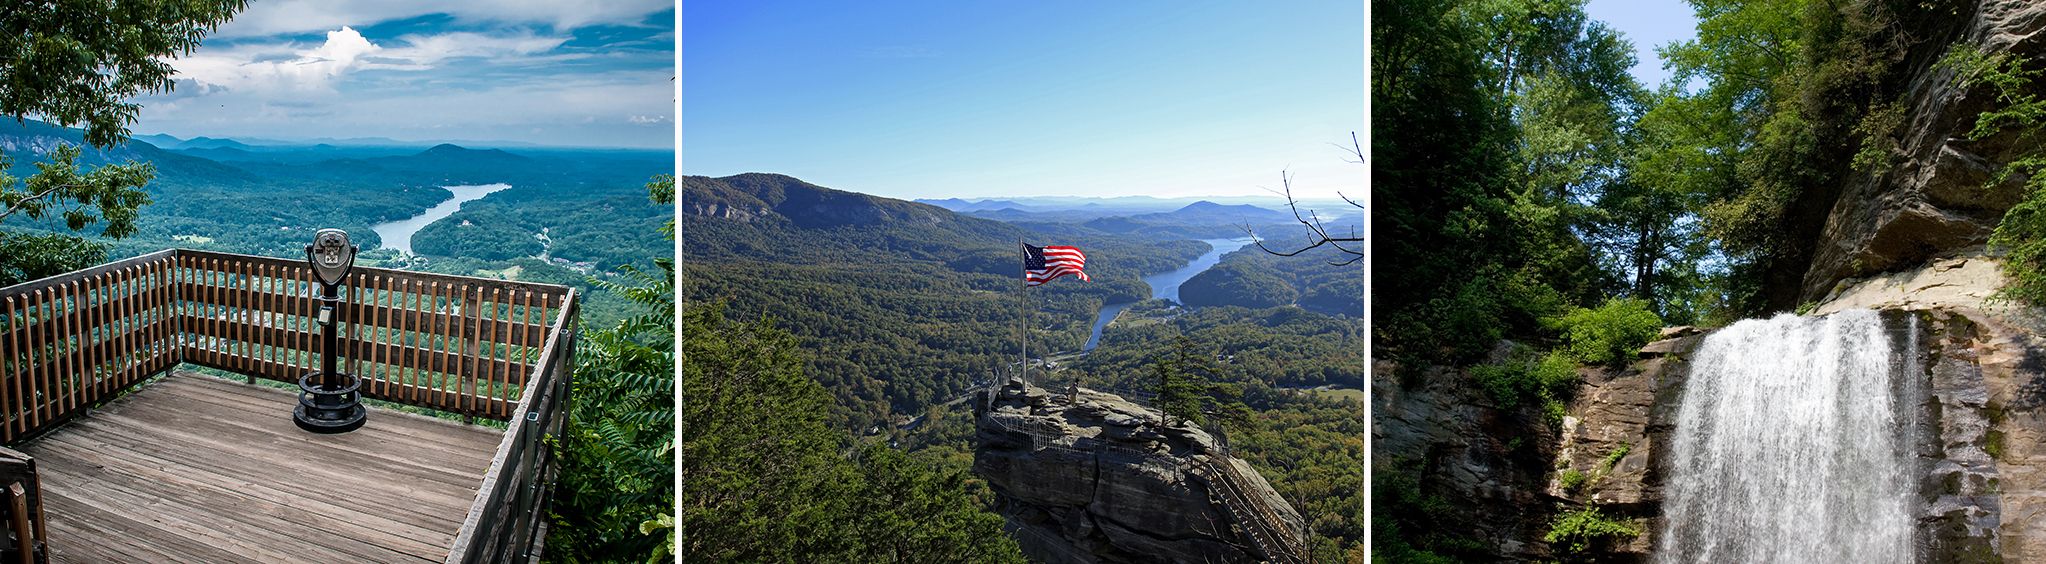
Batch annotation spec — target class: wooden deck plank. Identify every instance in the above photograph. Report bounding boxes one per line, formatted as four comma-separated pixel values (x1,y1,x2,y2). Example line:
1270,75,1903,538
18,371,502,562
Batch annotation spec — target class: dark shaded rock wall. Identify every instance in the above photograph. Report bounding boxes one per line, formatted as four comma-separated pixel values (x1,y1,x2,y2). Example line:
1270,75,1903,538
1801,0,2046,302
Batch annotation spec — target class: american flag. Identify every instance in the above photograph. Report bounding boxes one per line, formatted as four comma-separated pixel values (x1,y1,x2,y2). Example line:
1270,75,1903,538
1024,244,1089,286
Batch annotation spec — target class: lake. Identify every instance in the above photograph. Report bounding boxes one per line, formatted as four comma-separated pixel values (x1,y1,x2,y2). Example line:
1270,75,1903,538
370,183,511,255
1082,237,1256,352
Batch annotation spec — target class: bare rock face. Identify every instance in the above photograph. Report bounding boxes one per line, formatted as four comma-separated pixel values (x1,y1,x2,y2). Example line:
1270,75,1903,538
1542,333,1700,561
972,381,1307,564
1372,359,1559,560
1554,308,2046,562
1801,0,2046,302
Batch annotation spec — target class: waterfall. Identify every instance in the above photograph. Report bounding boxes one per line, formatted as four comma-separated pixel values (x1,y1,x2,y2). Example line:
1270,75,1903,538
1657,309,1918,563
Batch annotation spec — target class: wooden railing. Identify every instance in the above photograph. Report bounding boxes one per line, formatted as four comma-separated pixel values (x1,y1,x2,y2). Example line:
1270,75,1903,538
1196,460,1306,564
175,250,571,420
445,294,577,563
0,250,181,443
0,248,582,561
0,448,44,564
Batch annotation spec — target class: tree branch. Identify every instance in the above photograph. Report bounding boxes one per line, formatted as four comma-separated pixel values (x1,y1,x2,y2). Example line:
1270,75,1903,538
0,182,88,222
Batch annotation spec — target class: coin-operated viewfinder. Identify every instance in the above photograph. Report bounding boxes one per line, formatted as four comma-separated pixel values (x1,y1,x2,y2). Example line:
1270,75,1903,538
294,229,367,434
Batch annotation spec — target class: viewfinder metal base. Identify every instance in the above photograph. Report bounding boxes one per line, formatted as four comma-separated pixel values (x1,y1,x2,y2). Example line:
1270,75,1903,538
293,371,366,434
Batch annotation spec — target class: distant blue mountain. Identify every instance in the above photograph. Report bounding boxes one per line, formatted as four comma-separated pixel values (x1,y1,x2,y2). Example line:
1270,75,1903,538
178,137,255,151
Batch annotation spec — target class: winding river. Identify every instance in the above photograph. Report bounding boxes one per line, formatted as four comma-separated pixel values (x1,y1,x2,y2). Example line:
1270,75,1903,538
369,183,511,255
1082,237,1256,352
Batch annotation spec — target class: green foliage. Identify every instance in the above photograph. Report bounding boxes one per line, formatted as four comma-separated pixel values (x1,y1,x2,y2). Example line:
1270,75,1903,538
1559,469,1587,492
0,144,153,239
549,259,675,558
1601,443,1631,473
1373,459,1481,563
679,301,1024,562
0,1,248,277
1146,336,1253,429
1374,0,1626,366
1551,298,1661,366
0,230,105,286
1943,46,2046,306
1851,102,1906,175
1470,347,1584,416
1544,507,1640,555
1179,261,1298,309
0,0,248,148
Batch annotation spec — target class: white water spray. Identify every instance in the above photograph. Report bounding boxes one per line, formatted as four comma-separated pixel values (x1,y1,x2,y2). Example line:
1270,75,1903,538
1656,309,1917,563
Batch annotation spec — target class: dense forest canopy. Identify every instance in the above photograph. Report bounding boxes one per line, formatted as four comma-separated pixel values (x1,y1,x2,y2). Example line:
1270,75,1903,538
1374,0,1990,559
685,172,1364,562
1374,0,1966,366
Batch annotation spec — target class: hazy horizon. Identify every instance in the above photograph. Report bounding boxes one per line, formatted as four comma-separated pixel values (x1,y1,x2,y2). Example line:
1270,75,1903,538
126,129,677,152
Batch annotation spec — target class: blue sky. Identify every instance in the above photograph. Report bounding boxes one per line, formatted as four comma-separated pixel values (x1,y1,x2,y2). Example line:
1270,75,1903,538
1584,0,1699,88
135,1,675,149
682,2,1364,200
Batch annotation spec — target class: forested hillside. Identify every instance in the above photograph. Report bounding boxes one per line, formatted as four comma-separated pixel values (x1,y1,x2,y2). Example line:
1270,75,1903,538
683,173,1210,431
0,119,670,326
686,171,1363,562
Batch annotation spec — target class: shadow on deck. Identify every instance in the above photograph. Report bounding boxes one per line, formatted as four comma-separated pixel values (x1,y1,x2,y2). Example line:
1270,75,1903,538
28,372,497,562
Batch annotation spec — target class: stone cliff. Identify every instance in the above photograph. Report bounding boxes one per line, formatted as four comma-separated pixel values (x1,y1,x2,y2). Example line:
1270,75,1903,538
972,380,1308,564
1554,307,2046,561
1801,0,2046,302
1374,1,2046,560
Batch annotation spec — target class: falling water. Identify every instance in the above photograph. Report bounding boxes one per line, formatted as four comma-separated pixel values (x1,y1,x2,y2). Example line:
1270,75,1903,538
1657,309,1917,563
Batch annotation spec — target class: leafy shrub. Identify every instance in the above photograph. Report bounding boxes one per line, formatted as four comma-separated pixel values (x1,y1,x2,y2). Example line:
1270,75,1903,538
551,260,675,561
1544,507,1641,555
1373,459,1484,562
1941,47,2046,306
1472,347,1584,415
1542,398,1568,427
1601,443,1632,473
1470,362,1533,409
1550,298,1663,366
1532,350,1581,399
1558,469,1587,492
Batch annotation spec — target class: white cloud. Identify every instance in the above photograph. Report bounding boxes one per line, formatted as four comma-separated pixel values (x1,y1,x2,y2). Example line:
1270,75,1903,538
628,115,669,125
215,0,673,38
174,26,397,94
386,31,570,65
139,68,676,148
172,27,586,95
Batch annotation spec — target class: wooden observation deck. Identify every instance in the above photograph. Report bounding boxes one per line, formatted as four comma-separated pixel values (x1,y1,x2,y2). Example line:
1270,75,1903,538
0,249,581,563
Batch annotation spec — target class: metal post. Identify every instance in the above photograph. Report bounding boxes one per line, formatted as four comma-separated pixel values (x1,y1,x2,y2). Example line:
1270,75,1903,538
1018,240,1027,386
294,228,366,434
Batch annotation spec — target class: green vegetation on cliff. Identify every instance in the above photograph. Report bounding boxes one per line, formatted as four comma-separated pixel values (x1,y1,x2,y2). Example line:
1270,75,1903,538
1945,46,2046,306
1072,304,1362,561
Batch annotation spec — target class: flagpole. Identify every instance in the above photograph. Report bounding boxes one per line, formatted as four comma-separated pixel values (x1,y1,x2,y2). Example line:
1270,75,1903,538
1018,239,1028,386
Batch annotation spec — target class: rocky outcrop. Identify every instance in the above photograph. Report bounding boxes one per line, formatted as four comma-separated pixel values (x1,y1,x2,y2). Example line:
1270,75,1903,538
1553,307,2046,562
1542,327,1702,561
972,380,1307,564
1372,357,1559,560
1801,0,2046,302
